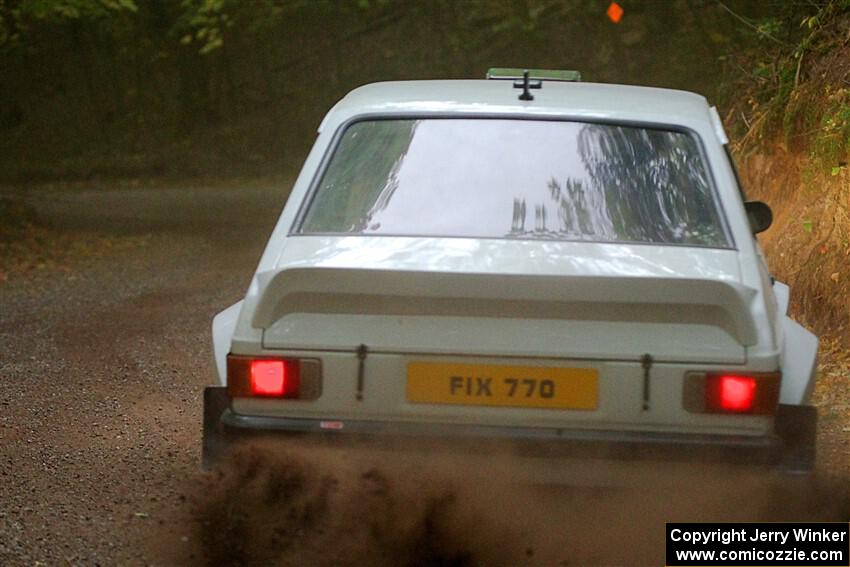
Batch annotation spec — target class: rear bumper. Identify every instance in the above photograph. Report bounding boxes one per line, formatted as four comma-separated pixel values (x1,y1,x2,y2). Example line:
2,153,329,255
202,387,817,476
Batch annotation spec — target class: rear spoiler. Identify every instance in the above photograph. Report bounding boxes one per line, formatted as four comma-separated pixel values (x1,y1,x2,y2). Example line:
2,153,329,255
251,267,759,346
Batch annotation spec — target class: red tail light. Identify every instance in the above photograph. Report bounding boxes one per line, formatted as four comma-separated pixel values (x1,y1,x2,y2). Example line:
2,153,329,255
684,371,780,415
227,355,303,399
714,375,756,412
250,359,295,397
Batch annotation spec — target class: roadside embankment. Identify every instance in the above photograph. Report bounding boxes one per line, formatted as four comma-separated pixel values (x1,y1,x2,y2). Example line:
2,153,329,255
724,2,850,476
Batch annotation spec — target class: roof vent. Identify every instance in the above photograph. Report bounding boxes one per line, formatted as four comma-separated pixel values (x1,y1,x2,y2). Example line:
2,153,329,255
486,68,582,82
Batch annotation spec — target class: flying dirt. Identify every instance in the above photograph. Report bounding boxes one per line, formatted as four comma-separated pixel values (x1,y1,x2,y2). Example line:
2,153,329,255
193,439,848,566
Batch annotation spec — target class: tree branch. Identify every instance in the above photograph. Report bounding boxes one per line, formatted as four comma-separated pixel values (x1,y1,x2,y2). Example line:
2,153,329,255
715,0,788,45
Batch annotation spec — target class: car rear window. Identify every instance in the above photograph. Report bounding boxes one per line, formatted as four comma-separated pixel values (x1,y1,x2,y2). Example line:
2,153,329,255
298,119,730,247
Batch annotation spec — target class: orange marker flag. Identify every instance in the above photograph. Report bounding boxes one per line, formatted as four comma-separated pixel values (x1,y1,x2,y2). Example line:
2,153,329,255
607,1,624,23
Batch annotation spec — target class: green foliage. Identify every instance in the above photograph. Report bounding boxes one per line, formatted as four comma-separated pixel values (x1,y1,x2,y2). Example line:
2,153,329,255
17,0,135,20
754,17,782,41
812,93,850,168
0,0,800,181
0,0,136,49
728,0,850,172
178,0,230,54
0,8,12,46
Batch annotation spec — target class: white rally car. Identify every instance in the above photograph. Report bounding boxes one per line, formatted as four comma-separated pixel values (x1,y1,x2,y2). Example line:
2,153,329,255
203,69,819,476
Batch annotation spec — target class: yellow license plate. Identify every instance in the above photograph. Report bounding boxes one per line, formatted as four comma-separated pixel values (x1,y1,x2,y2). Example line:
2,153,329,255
406,362,598,410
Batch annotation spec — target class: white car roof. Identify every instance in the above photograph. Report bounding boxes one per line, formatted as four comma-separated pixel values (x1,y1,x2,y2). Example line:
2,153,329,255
319,80,716,134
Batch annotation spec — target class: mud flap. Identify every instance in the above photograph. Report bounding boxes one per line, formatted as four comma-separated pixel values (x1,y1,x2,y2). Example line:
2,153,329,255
202,386,231,469
775,404,818,474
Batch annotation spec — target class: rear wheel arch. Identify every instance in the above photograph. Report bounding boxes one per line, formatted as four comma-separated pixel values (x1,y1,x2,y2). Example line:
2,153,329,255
212,301,243,386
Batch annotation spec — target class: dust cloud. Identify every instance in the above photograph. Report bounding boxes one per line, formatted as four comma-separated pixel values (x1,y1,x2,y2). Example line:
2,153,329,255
191,439,849,566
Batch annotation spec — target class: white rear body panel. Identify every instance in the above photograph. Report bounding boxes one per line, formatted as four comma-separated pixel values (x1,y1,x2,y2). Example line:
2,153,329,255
225,237,780,438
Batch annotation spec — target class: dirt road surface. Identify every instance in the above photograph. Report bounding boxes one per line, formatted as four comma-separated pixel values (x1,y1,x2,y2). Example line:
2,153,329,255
1,181,286,566
1,182,847,566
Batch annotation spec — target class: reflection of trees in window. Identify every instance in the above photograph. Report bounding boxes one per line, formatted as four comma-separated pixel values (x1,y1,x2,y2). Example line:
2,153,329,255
364,122,420,231
510,198,527,234
511,178,615,240
576,124,725,246
302,120,418,232
534,204,547,233
545,176,616,240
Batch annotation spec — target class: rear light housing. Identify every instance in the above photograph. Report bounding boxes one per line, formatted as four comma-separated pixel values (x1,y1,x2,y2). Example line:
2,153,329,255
683,371,781,415
227,355,322,400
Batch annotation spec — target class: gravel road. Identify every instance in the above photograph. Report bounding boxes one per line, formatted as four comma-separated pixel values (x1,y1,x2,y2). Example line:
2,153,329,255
0,182,847,566
0,181,286,565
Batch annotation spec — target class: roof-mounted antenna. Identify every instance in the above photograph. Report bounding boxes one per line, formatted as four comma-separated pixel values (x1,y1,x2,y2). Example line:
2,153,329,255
513,70,542,101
